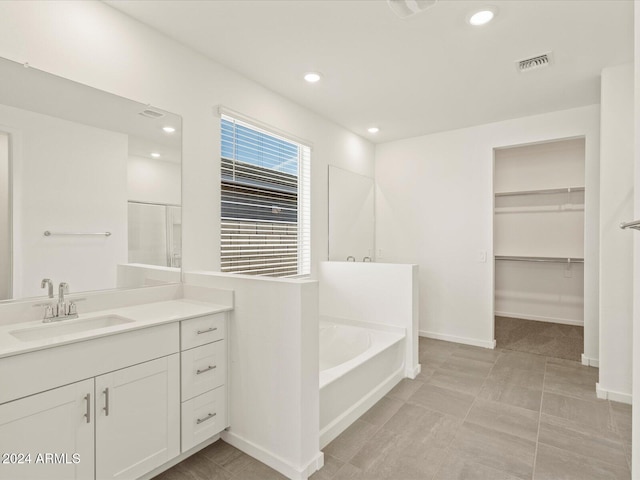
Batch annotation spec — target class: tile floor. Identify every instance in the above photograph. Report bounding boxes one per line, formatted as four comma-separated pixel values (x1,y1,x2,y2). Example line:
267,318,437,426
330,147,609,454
154,337,632,480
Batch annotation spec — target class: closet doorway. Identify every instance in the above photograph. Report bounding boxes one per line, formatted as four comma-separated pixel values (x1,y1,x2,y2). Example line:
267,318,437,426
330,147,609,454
493,138,585,361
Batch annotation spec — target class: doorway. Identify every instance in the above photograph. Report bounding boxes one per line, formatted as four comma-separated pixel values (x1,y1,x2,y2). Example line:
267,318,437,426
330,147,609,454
493,138,586,361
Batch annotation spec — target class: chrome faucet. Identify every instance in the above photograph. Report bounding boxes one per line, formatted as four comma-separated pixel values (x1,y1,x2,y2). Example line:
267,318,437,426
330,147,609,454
36,281,80,322
41,278,54,298
56,282,73,319
363,256,372,262
347,256,356,262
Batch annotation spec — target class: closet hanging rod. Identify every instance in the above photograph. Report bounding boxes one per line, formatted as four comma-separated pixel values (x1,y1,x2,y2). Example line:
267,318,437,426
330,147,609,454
620,219,640,230
495,255,584,264
494,186,585,197
44,231,112,237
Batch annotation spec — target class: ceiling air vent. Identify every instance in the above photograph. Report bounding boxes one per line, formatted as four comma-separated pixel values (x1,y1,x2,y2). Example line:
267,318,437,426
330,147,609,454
517,52,553,73
138,108,165,119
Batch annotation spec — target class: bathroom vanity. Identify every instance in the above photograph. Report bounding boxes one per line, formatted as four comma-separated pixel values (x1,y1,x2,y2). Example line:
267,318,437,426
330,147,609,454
0,298,231,480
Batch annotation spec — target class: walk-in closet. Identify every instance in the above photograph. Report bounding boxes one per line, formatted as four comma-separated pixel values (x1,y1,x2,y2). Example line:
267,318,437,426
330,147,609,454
493,138,585,360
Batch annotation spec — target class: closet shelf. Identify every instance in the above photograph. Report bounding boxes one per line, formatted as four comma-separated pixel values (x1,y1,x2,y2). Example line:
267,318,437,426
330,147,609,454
494,186,585,197
495,204,584,214
495,255,584,264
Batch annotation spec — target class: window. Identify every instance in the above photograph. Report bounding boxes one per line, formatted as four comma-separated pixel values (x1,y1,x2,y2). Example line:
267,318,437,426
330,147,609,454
220,114,310,277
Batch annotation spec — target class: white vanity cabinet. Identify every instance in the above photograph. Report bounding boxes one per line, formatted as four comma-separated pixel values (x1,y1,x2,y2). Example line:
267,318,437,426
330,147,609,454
0,309,230,480
180,313,228,451
0,379,95,480
95,355,180,480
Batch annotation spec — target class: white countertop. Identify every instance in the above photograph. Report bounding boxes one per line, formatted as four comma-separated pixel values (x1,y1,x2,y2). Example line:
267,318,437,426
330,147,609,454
0,299,232,359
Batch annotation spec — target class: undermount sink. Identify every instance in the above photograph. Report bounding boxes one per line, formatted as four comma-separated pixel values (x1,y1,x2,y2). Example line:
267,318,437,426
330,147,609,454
10,315,135,342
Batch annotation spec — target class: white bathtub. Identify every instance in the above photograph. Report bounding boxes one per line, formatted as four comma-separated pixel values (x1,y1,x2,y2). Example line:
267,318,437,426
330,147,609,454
319,318,405,448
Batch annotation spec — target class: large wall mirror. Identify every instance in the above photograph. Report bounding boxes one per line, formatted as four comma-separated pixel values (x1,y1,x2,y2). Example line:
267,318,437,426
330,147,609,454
0,56,182,302
328,166,374,261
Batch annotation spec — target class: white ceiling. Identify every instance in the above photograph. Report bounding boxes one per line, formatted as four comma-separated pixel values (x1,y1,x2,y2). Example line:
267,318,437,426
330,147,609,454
107,0,633,143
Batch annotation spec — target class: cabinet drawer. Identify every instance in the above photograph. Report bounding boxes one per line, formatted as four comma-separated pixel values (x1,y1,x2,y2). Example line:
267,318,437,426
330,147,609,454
181,314,226,350
181,386,227,452
181,341,226,401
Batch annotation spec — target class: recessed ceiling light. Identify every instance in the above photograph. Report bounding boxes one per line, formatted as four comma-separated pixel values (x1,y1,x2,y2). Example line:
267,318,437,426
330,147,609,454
304,72,322,83
151,152,161,158
162,126,176,133
368,127,380,134
468,7,497,26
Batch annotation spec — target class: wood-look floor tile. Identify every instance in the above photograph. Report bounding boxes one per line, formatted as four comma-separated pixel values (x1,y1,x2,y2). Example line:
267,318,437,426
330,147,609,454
478,379,542,412
439,355,495,377
427,368,487,396
199,440,253,475
153,452,234,480
349,427,447,480
610,401,632,443
310,454,344,480
323,419,381,462
433,452,524,480
449,422,536,479
488,364,545,390
494,351,547,372
332,463,372,480
534,443,630,480
382,402,461,446
233,456,288,480
450,344,502,364
544,363,599,401
465,398,540,442
541,392,614,432
414,366,436,382
538,413,628,468
407,384,475,418
359,396,404,426
385,378,422,401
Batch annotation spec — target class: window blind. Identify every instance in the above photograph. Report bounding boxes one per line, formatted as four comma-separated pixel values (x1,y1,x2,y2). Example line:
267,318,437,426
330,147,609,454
221,114,311,277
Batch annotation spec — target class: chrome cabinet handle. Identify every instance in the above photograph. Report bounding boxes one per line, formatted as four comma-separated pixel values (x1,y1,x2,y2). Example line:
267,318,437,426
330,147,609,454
84,393,91,423
103,388,110,416
196,327,218,335
196,365,217,375
196,412,216,425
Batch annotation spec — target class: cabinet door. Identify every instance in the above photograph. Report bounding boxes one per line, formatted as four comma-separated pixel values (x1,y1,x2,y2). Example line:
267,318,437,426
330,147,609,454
0,379,94,480
95,354,179,480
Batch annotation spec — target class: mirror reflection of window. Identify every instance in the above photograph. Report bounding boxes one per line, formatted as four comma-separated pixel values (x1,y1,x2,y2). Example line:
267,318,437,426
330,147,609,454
0,132,9,300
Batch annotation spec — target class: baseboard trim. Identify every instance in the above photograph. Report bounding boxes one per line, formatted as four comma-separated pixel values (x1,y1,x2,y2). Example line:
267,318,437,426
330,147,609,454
596,383,632,404
495,311,583,327
419,330,496,349
406,363,421,379
319,366,404,449
581,354,599,367
222,430,323,480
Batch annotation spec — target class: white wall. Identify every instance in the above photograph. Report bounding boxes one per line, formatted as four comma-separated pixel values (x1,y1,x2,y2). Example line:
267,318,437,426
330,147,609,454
375,105,600,353
0,0,375,280
318,261,419,377
183,272,321,480
598,63,634,402
0,133,9,300
0,103,128,298
632,2,640,473
127,155,180,205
